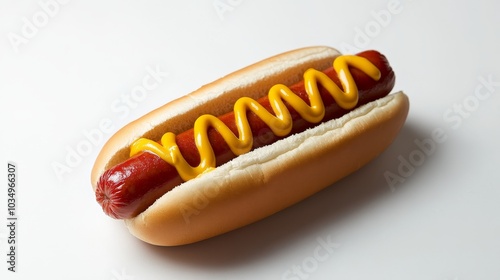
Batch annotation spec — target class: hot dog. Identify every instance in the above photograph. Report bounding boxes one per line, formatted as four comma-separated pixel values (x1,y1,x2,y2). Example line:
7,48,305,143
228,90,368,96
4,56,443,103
96,50,394,220
91,46,409,246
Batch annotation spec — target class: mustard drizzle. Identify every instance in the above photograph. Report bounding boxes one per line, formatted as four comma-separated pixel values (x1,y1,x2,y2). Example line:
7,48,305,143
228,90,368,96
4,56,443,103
129,55,381,181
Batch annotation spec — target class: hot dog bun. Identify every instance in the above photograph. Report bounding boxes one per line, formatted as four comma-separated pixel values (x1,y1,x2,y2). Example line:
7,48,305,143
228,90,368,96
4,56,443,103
91,46,409,246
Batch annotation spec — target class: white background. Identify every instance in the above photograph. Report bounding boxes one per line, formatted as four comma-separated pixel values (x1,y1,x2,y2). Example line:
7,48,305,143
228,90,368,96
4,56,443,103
1,0,499,279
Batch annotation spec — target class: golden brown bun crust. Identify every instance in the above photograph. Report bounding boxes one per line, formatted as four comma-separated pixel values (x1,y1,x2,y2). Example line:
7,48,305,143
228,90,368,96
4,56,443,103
125,91,409,246
91,46,342,189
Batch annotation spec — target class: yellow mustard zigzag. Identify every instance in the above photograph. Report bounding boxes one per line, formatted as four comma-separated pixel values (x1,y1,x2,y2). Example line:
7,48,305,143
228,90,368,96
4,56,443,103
130,55,381,181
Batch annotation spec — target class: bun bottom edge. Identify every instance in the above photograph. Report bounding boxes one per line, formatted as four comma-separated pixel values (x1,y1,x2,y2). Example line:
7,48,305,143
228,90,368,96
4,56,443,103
125,91,410,246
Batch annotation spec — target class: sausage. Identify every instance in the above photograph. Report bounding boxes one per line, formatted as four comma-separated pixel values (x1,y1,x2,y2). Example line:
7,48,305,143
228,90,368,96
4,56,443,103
95,50,395,219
